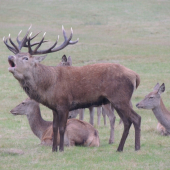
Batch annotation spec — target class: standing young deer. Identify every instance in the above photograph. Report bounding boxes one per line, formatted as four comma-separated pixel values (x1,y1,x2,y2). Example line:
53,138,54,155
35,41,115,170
136,83,170,135
11,98,100,147
3,25,141,152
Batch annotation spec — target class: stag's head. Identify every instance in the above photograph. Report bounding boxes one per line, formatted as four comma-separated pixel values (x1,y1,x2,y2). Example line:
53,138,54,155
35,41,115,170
3,25,78,80
136,83,165,110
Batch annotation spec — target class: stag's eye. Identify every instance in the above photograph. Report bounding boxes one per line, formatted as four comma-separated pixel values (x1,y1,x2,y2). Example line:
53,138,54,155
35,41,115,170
22,102,25,105
23,57,28,60
149,97,154,99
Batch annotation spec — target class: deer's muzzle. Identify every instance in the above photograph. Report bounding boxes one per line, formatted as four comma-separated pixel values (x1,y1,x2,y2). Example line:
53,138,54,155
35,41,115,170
8,56,15,67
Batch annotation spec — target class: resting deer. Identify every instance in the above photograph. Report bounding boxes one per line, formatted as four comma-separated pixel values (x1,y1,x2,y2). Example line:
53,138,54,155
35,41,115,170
10,98,100,147
136,83,170,135
69,104,116,144
3,25,141,152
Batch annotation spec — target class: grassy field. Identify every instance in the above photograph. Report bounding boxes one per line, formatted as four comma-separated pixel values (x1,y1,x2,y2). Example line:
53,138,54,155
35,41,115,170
0,0,170,169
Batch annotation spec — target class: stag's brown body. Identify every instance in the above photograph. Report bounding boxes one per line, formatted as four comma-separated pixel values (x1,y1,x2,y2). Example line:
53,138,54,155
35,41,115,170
4,26,141,152
23,63,139,111
19,62,141,152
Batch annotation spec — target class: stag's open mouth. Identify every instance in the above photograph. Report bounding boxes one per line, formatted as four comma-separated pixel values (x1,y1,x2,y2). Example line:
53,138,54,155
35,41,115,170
8,59,15,68
8,56,16,73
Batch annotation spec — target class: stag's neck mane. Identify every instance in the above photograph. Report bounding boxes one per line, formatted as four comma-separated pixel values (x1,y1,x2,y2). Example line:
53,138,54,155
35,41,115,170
19,63,58,105
152,98,170,133
26,103,52,140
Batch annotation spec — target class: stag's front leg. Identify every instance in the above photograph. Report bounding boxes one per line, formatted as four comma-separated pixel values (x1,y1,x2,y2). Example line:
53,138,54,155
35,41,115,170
52,110,59,152
58,110,69,152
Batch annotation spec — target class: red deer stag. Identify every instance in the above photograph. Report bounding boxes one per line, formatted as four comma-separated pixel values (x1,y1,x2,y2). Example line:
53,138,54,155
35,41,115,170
10,98,100,147
3,25,141,152
136,83,170,135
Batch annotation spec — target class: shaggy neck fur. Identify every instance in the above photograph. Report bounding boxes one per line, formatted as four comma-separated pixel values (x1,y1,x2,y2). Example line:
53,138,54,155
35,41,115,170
19,63,58,108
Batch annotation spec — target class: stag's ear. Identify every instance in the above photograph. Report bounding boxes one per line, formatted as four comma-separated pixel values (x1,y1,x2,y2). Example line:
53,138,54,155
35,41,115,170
154,83,160,91
157,83,165,95
34,55,47,63
62,55,67,62
67,56,72,66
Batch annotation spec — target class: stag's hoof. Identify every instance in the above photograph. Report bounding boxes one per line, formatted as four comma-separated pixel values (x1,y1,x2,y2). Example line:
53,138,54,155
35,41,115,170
135,146,140,151
116,148,123,152
52,147,58,152
59,149,64,152
109,140,114,144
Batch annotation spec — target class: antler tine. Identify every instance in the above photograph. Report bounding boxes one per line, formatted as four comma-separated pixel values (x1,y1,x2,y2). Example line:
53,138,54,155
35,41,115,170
30,35,59,55
25,40,48,47
17,25,32,50
50,26,79,52
8,34,20,53
66,27,79,45
33,32,46,53
3,37,18,54
30,31,41,40
27,32,34,54
62,25,68,41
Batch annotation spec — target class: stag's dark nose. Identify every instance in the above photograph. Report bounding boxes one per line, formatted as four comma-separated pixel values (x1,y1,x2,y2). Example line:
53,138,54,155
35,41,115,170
8,55,14,61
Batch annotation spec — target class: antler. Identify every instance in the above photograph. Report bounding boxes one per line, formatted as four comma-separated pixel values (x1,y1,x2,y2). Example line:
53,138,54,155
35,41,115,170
3,25,47,54
27,25,79,55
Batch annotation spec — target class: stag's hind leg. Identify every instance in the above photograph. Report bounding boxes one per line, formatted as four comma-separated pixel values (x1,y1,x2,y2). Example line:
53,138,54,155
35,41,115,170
116,112,132,152
114,105,141,151
130,109,141,151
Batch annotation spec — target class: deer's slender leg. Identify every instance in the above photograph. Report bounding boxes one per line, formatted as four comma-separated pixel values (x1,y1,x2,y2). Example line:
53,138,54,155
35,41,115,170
117,116,132,152
52,110,59,152
114,104,140,151
103,104,116,144
58,110,69,152
113,105,132,151
89,106,95,126
97,106,102,126
130,109,141,151
79,109,85,120
102,106,107,126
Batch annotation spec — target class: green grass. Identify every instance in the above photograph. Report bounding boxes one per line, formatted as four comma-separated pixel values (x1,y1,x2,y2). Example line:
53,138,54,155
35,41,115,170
0,0,170,169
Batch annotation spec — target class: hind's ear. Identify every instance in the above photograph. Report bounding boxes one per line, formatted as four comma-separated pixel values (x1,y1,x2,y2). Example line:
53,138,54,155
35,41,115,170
61,55,67,62
67,56,72,66
158,83,165,95
34,55,47,63
154,83,160,91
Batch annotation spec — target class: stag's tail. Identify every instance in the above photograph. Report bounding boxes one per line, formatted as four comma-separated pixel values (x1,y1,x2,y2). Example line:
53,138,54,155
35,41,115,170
136,73,140,89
